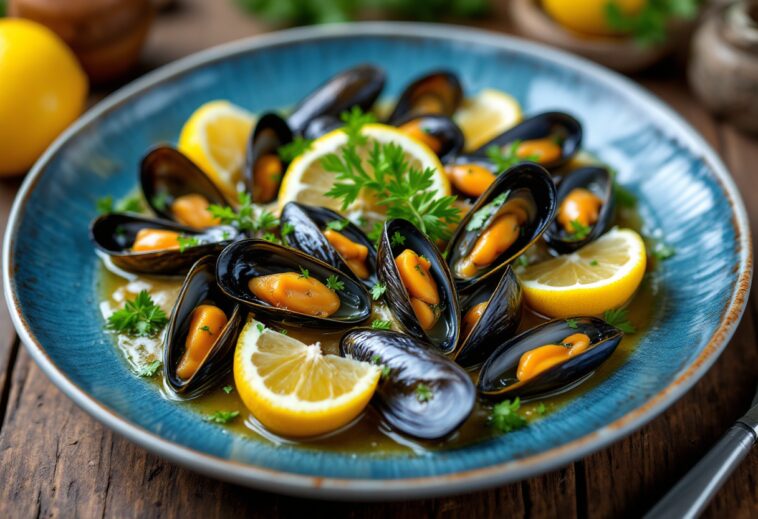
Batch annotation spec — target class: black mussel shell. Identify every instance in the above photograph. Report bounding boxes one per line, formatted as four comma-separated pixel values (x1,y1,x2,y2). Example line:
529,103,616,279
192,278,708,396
288,64,386,135
244,112,294,204
163,256,243,397
302,115,343,140
472,112,582,170
215,239,371,328
446,163,557,290
377,219,460,355
455,267,522,368
387,71,463,125
281,202,377,288
478,317,623,399
340,329,475,440
90,213,240,275
543,166,615,254
396,114,464,163
141,146,231,224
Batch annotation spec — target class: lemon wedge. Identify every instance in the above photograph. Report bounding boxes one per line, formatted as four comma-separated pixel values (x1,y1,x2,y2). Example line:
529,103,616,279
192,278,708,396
233,319,380,437
277,123,448,219
177,100,255,200
518,228,647,318
454,89,522,152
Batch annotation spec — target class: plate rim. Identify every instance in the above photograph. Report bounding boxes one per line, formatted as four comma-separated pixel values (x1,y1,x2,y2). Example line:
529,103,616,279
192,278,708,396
2,21,753,501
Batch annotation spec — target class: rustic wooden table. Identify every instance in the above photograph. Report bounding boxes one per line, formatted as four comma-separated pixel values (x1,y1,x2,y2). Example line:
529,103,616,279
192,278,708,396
1,2,757,517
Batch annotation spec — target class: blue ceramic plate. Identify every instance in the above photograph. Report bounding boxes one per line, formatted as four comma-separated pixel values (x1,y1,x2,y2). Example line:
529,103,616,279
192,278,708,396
3,23,752,500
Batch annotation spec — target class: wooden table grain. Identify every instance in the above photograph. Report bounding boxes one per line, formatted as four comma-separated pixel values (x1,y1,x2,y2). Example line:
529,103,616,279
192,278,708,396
1,1,757,517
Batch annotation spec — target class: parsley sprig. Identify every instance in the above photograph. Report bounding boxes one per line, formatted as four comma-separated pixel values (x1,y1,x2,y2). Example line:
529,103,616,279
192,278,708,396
325,274,345,291
371,319,392,330
138,360,162,377
278,136,313,162
107,290,167,337
489,398,527,433
208,192,279,236
604,308,636,334
322,109,460,242
606,0,701,46
485,141,538,172
206,410,240,424
96,195,144,214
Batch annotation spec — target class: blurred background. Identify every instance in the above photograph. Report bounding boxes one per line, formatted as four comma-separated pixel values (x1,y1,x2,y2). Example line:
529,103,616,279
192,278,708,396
0,0,756,177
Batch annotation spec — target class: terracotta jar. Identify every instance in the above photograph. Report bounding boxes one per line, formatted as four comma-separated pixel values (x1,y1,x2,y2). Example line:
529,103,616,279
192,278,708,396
9,0,154,83
689,0,758,134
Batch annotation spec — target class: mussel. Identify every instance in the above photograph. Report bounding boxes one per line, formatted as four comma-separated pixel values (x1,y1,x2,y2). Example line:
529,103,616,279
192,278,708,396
472,112,582,170
287,64,386,135
478,317,622,399
444,156,499,200
302,115,343,140
543,166,615,254
396,114,464,163
90,213,240,275
163,256,243,397
140,146,231,228
454,266,523,368
446,163,557,290
387,71,463,125
244,112,294,204
215,239,371,328
377,219,460,355
280,202,377,288
341,328,475,440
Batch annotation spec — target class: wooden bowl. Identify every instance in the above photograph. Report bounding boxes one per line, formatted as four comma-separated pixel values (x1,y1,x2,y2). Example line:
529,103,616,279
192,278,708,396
508,0,691,73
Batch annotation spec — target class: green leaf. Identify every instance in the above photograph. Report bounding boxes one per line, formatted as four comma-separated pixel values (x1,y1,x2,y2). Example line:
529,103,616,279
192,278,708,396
138,360,161,377
107,290,168,337
199,325,213,335
566,318,579,330
485,141,536,172
390,231,406,247
151,192,170,211
325,274,345,292
569,219,591,240
652,241,676,261
490,398,527,433
206,410,240,424
371,282,387,300
589,259,599,266
177,235,201,252
281,222,295,238
371,319,392,330
278,136,313,162
415,383,433,403
96,196,114,214
208,193,279,236
603,308,636,334
117,196,144,213
326,219,350,231
536,402,547,416
298,266,310,279
222,385,234,394
614,183,637,208
256,323,265,333
467,192,508,232
605,0,702,46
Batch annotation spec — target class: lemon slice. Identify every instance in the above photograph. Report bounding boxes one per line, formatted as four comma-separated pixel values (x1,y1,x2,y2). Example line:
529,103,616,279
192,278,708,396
518,228,647,318
233,319,380,437
454,89,522,152
278,123,448,219
177,100,256,200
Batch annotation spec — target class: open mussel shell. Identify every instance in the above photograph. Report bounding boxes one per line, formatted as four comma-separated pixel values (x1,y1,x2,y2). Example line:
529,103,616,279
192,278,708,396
396,114,464,163
478,317,623,399
472,112,582,170
281,202,377,288
387,71,463,125
140,146,231,224
244,112,294,204
377,219,460,355
287,64,386,135
90,213,240,275
340,329,475,440
446,163,557,291
163,256,243,397
215,239,371,328
454,267,523,368
543,166,615,254
302,115,343,140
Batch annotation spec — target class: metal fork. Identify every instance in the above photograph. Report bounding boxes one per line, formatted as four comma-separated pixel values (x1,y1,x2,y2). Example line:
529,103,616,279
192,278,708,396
645,384,758,518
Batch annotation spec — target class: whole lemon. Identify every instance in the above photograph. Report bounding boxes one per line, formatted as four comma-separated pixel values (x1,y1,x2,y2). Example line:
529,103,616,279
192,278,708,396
541,0,646,37
0,18,88,175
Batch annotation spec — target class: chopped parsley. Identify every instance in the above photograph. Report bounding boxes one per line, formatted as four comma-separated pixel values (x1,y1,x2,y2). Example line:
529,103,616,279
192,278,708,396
485,140,538,172
206,410,240,424
371,282,387,300
208,192,279,236
467,192,509,232
536,402,547,416
589,259,599,266
256,323,266,333
96,194,144,214
489,398,527,433
652,241,676,261
415,383,433,403
326,219,350,231
515,255,530,268
569,219,591,240
222,385,234,394
604,308,636,334
298,266,310,279
325,274,345,292
107,290,167,337
278,136,313,162
566,318,579,330
177,235,201,252
151,192,169,211
138,360,161,377
199,325,213,335
281,222,295,238
390,231,406,247
371,319,392,330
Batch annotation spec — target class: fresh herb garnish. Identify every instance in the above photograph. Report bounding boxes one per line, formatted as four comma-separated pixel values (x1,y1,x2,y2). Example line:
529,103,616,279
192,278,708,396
485,141,538,172
371,282,387,300
370,354,391,380
199,325,213,335
515,255,530,268
566,318,579,329
208,192,279,236
467,192,508,232
326,219,350,231
322,109,459,242
177,235,201,252
606,0,701,46
614,183,637,208
652,241,676,261
589,259,599,266
107,290,167,337
326,274,345,292
96,196,114,214
256,323,265,333
371,319,392,330
569,219,591,240
390,231,406,247
415,383,433,403
262,232,281,244
279,329,288,335
222,385,234,394
206,410,240,424
138,360,162,377
604,308,636,334
96,195,144,214
489,398,527,433
278,136,313,162
281,222,295,238
298,266,310,279
536,402,547,416
151,192,169,211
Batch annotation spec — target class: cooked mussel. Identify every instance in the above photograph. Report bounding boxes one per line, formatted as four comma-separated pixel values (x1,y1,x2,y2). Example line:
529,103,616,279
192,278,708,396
478,317,623,399
472,112,582,170
396,114,464,163
287,64,386,135
90,213,239,275
280,202,377,288
455,266,522,368
215,239,371,328
163,256,243,397
340,328,475,440
302,115,343,140
446,163,557,290
543,166,615,254
244,112,293,204
377,219,460,355
140,146,231,228
444,157,498,200
387,71,463,125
